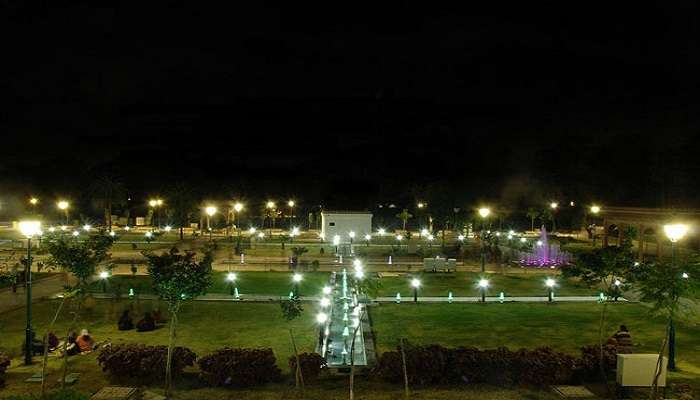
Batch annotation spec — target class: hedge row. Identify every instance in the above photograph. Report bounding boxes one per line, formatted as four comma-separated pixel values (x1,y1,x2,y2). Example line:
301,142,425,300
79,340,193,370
97,344,197,380
374,344,618,387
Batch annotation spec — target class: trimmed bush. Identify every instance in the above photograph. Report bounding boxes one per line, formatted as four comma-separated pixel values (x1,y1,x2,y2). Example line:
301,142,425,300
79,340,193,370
576,344,617,381
198,348,281,387
375,344,582,387
97,344,196,379
288,352,327,383
0,352,10,387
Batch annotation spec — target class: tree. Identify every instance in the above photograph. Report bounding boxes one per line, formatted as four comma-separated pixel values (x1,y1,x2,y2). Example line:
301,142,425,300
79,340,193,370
396,209,413,231
562,235,635,385
143,247,213,398
166,183,198,240
291,247,309,270
90,176,126,231
526,208,539,232
280,295,304,392
632,257,700,399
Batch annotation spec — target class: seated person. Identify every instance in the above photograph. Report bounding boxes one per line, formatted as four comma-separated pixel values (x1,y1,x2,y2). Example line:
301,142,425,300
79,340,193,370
45,332,59,351
610,325,633,347
118,310,134,331
136,312,156,332
63,332,80,356
75,329,95,354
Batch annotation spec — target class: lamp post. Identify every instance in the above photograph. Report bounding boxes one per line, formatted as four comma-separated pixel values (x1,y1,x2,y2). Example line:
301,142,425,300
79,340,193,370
411,278,421,303
233,202,244,239
292,273,303,297
266,201,276,235
287,200,295,228
29,197,39,214
205,206,217,241
478,207,491,273
99,271,110,293
589,205,601,247
478,278,489,303
57,200,70,224
19,220,41,365
316,312,328,348
549,202,558,232
663,223,688,371
226,272,238,296
364,234,371,247
545,278,556,302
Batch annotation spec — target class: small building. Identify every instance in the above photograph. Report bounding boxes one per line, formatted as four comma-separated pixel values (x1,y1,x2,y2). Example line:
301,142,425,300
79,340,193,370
321,211,373,244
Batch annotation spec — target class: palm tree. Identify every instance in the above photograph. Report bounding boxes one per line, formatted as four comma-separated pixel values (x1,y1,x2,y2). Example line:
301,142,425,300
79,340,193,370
526,208,539,232
396,209,413,231
90,176,126,231
166,183,197,240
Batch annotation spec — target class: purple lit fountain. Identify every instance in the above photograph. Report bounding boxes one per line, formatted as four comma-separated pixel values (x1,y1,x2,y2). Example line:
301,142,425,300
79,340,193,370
520,225,570,268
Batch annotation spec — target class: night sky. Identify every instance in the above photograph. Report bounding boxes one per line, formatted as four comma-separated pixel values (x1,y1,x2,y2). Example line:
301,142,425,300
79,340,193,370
2,1,700,215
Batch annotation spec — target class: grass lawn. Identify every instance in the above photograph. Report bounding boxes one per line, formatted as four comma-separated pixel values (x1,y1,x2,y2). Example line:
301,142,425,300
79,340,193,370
0,272,56,289
370,302,700,380
375,271,597,297
88,271,331,297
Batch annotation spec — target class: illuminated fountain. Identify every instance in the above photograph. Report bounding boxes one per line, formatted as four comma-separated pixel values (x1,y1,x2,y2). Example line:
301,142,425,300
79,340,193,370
520,225,570,267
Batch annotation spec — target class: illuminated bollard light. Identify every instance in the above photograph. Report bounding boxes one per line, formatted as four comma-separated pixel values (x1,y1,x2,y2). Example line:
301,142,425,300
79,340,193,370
396,293,401,303
448,291,453,304
499,292,505,303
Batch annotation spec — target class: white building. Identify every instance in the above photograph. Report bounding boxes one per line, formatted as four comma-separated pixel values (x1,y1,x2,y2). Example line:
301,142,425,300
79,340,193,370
321,211,373,244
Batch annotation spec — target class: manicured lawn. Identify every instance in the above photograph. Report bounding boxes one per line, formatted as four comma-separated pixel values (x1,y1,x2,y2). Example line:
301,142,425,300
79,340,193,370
88,271,331,297
375,271,597,297
370,302,700,376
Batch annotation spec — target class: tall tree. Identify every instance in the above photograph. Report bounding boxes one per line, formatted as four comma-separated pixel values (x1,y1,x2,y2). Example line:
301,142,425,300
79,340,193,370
143,247,213,398
526,208,540,231
166,183,198,240
90,176,126,231
396,209,413,231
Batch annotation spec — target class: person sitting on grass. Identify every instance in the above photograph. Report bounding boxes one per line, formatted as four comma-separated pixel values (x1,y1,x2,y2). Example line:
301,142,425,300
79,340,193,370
76,329,96,354
118,309,134,331
63,332,80,356
609,325,633,348
136,312,156,332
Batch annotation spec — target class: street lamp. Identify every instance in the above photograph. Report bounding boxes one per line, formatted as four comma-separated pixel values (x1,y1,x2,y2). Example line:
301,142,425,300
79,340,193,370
663,222,688,370
83,224,91,232
333,235,341,255
57,200,70,224
226,272,237,296
378,228,386,236
292,273,303,296
233,202,244,238
348,231,356,246
320,297,331,307
99,271,110,293
545,278,556,302
287,200,295,228
457,234,465,241
478,207,491,273
18,220,41,365
589,205,601,247
322,286,332,295
205,206,217,240
29,197,39,214
266,201,276,234
478,278,489,302
550,202,558,209
316,312,328,346
411,278,421,303
364,234,371,246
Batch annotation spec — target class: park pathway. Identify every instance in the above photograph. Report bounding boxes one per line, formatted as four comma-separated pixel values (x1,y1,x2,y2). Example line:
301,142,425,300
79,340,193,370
0,274,70,314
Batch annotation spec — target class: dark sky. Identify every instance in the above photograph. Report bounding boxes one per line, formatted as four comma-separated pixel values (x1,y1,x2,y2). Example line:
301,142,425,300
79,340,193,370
2,1,700,212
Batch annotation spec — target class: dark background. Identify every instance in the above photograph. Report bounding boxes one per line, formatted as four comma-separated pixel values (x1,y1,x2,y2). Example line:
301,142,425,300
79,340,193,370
1,1,699,219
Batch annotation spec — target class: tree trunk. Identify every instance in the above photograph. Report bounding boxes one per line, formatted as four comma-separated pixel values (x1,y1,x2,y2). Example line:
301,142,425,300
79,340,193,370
597,301,611,394
165,305,180,398
41,298,66,397
650,315,672,400
61,312,79,389
400,337,409,399
289,328,304,394
179,227,184,241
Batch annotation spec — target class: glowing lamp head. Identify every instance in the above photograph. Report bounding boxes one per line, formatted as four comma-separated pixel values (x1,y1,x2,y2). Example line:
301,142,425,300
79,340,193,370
508,230,515,235
420,228,429,236
333,235,340,245
545,278,556,288
378,228,386,236
682,272,689,279
18,220,41,237
124,226,130,231
287,200,295,207
364,234,371,241
145,232,152,238
164,225,172,232
292,273,302,283
226,272,237,282
478,278,490,288
266,201,275,209
614,279,622,286
316,312,328,324
60,225,67,231
536,240,543,246
550,202,558,209
417,202,425,208
99,271,109,280
590,205,601,214
319,232,325,239
148,199,157,207
48,227,56,233
249,227,257,234
205,206,217,216
320,297,331,307
109,231,116,237
507,234,513,240
427,234,434,241
396,234,403,241
411,278,421,288
72,230,80,236
257,232,265,238
664,223,688,243
353,259,362,269
348,231,356,239
57,200,69,210
458,234,465,241
478,207,491,218
29,197,38,205
354,270,365,279
520,237,527,243
83,224,91,232
233,202,243,212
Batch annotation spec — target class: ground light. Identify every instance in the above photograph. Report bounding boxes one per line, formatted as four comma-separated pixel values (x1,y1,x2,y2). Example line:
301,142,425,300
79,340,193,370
545,278,556,302
682,272,689,279
226,272,237,296
411,278,421,303
18,220,41,365
478,278,489,302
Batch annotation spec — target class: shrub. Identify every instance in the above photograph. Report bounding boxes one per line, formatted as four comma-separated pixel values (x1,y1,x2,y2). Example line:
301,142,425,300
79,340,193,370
576,344,617,382
198,348,281,387
0,352,10,387
97,344,196,379
288,352,327,383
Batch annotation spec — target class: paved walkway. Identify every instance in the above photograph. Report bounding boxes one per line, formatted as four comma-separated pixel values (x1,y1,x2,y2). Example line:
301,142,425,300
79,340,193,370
0,274,70,313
